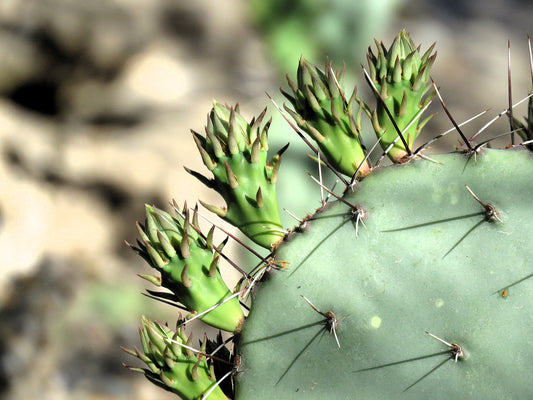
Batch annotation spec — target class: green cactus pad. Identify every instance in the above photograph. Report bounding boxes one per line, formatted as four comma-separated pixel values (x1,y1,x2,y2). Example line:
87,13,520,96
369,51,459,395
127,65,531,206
134,205,244,332
236,149,533,399
126,30,533,400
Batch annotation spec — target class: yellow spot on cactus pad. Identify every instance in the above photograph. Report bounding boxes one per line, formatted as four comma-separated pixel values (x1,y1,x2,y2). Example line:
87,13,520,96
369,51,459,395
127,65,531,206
435,298,445,308
370,316,382,329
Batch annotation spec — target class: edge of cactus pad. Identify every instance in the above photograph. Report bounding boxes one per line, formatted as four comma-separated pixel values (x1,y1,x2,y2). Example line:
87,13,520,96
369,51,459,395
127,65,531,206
236,149,533,399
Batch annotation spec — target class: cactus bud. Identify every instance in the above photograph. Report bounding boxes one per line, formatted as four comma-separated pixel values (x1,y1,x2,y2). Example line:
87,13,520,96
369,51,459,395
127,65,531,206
123,317,229,400
366,30,436,162
283,57,371,178
131,204,244,332
187,101,284,249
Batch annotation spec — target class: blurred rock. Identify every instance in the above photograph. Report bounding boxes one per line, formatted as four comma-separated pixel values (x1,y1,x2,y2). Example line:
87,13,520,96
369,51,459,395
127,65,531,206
0,31,45,93
121,43,193,107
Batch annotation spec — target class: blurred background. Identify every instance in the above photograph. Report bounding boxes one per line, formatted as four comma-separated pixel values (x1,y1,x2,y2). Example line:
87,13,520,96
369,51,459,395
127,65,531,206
0,0,531,399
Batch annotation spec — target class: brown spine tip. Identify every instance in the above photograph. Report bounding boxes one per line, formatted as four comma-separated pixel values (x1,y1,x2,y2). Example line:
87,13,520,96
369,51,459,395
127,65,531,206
224,161,239,189
191,359,200,381
399,91,407,117
305,84,322,113
208,256,219,278
205,121,224,158
251,135,261,163
256,187,264,208
191,131,216,170
330,98,342,125
160,371,175,387
192,203,200,229
181,262,192,288
199,199,227,218
180,223,190,259
228,108,239,155
372,108,382,132
304,121,326,142
206,225,215,251
208,363,216,381
379,75,388,98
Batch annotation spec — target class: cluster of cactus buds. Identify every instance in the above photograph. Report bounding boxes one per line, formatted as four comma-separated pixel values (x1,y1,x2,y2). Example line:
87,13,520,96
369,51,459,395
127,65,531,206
281,30,437,178
122,316,229,400
130,203,244,332
187,101,287,249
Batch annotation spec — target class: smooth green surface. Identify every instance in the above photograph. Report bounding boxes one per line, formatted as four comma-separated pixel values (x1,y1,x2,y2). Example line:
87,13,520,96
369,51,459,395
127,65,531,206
236,149,533,399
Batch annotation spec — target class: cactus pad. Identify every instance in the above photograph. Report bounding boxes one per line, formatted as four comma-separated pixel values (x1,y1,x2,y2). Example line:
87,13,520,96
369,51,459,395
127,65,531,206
236,149,533,399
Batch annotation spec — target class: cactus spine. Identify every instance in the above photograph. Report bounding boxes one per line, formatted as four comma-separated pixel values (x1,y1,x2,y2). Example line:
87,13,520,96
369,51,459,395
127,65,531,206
124,31,533,399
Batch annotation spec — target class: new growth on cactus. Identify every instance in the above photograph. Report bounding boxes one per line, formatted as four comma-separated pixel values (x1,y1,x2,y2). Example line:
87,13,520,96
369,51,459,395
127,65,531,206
129,203,244,332
282,57,370,177
124,30,533,399
187,101,287,249
364,30,436,162
122,316,230,400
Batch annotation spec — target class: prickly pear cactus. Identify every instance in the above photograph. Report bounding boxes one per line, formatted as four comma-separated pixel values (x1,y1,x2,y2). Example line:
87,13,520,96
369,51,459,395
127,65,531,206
124,31,533,399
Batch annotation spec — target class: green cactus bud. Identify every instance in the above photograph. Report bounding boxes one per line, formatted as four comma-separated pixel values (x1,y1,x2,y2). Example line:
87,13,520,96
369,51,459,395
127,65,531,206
366,29,436,162
188,101,286,249
514,90,533,150
282,57,370,178
132,204,244,332
123,316,229,400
